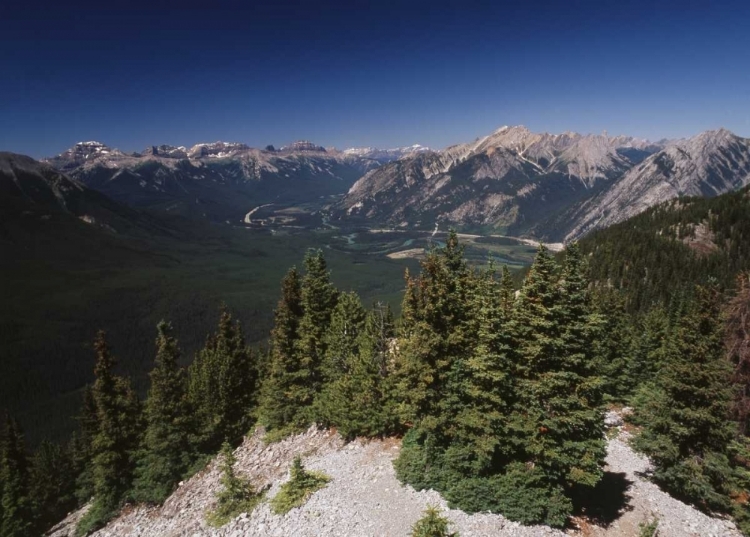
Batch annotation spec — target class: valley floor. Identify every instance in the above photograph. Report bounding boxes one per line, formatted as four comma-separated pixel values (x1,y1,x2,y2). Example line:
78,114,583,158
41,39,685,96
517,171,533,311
48,424,740,537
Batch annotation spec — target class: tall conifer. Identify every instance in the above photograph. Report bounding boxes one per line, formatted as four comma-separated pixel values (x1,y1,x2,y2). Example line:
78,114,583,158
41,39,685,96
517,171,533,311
77,331,142,535
133,321,193,504
0,415,32,537
634,285,737,510
258,267,307,432
189,309,255,450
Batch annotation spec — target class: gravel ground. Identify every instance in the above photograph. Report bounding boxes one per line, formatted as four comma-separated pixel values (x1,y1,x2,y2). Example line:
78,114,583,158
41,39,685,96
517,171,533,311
47,422,743,537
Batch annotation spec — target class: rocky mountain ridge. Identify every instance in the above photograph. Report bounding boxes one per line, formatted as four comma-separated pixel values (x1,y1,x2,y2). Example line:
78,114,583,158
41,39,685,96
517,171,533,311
42,139,401,222
332,126,750,241
0,152,160,234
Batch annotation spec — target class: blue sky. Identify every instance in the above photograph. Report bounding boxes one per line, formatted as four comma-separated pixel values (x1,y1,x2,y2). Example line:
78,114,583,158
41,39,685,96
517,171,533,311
2,0,749,157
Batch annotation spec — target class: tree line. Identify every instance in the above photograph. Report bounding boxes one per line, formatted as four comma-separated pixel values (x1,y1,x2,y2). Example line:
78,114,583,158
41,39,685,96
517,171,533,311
2,230,749,535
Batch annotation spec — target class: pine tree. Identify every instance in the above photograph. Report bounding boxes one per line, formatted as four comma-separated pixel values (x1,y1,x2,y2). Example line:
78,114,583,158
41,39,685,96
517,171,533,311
294,250,339,412
77,331,142,536
393,230,471,427
73,384,98,504
0,415,32,537
258,267,307,433
549,242,605,488
319,291,367,385
633,285,737,511
725,272,750,436
133,321,194,504
29,440,76,533
447,265,514,476
189,308,255,451
316,302,396,438
410,505,458,537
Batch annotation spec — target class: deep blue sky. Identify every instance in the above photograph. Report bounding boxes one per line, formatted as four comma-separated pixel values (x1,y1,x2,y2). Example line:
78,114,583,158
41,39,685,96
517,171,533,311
2,0,750,158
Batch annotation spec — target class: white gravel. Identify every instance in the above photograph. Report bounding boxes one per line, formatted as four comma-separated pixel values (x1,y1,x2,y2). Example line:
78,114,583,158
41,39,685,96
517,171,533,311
47,423,743,537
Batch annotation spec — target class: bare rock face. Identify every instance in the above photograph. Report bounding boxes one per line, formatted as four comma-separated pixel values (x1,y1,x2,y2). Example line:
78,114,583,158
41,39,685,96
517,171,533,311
333,126,750,242
565,129,750,240
332,125,665,236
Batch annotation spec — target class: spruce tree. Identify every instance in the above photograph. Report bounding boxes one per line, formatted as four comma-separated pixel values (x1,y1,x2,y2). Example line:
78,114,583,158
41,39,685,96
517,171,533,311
294,250,339,410
633,285,737,511
316,302,396,438
499,264,515,314
319,291,367,385
0,415,32,537
189,309,255,451
447,265,514,475
258,267,307,433
593,290,635,400
74,384,98,504
133,321,194,504
77,331,142,536
393,231,471,426
29,440,76,533
548,242,605,488
725,272,750,436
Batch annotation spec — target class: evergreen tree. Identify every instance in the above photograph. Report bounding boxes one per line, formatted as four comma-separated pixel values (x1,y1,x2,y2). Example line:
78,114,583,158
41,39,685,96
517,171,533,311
410,506,458,537
206,442,263,526
319,291,367,384
626,304,670,392
0,415,32,537
499,264,515,314
133,321,194,504
189,308,255,451
633,285,737,511
73,384,98,504
393,230,471,427
29,440,76,533
547,242,605,488
446,265,514,476
592,290,635,400
294,250,339,411
258,267,307,433
725,272,750,436
77,331,142,536
316,302,397,438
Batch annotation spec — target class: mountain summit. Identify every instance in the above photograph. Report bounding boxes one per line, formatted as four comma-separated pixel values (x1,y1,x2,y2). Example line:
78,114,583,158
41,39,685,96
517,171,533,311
332,126,750,241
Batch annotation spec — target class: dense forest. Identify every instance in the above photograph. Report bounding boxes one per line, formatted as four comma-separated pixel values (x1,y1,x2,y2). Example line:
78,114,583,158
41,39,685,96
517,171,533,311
2,223,750,535
579,185,750,311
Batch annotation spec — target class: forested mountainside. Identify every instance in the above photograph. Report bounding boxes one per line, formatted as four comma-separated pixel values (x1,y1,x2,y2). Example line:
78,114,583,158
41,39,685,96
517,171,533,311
0,153,416,445
580,184,750,311
42,140,425,223
2,230,749,536
332,126,750,241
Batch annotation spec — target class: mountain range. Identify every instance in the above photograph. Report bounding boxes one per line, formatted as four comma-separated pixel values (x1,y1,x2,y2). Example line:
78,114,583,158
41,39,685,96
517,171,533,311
42,140,429,223
35,125,750,243
331,126,750,241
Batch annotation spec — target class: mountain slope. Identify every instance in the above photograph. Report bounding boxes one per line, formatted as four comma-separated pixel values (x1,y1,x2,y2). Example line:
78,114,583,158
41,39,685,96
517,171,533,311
0,151,166,235
44,141,383,222
565,129,750,240
333,126,750,242
0,153,416,444
578,184,750,311
332,126,662,235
